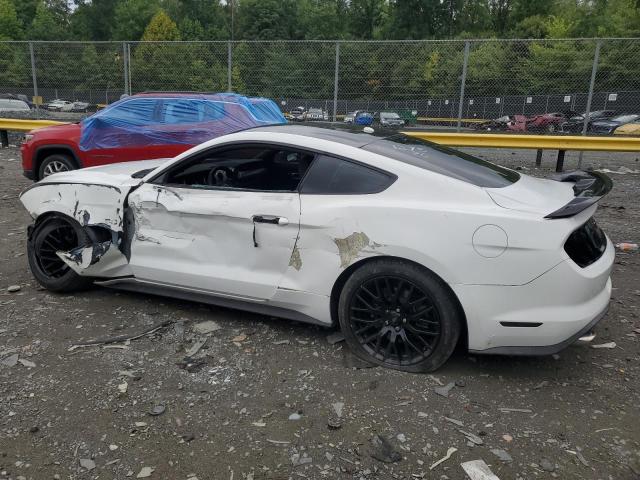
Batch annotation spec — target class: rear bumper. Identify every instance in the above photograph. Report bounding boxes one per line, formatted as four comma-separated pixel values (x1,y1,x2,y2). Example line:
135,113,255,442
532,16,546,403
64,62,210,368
454,238,614,355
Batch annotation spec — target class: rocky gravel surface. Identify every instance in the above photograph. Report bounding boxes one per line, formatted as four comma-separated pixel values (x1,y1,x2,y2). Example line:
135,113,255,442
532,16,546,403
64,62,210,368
0,146,639,480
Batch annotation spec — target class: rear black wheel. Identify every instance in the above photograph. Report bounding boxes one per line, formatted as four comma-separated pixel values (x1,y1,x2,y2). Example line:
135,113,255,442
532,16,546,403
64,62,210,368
27,215,93,292
338,259,462,372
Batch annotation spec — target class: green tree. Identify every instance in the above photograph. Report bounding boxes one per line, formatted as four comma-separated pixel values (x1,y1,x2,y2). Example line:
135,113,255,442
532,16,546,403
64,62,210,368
112,0,160,41
237,0,302,39
141,9,180,41
0,0,23,39
28,0,68,40
348,0,386,39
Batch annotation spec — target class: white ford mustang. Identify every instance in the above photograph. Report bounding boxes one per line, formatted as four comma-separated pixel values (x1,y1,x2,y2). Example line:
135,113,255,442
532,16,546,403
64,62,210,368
20,125,614,372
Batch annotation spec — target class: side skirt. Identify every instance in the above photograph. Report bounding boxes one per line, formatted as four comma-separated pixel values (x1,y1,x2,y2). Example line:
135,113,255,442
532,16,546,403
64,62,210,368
94,277,329,327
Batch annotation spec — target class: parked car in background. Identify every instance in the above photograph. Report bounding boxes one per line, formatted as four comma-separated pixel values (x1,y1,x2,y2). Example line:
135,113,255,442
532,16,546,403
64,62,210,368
45,99,75,112
289,107,306,121
0,98,31,113
354,111,374,126
511,112,573,133
305,108,328,121
560,110,616,133
20,124,614,372
1,93,33,109
613,121,640,136
474,115,512,131
590,114,640,134
343,111,356,123
71,101,91,113
377,111,405,127
21,92,286,180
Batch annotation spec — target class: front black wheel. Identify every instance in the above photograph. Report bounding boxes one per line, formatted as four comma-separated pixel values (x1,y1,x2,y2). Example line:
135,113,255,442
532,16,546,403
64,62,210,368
338,259,462,372
27,215,93,292
38,154,75,179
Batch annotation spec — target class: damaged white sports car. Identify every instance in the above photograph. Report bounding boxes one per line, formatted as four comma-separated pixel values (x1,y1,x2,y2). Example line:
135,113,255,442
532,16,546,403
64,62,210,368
20,125,614,372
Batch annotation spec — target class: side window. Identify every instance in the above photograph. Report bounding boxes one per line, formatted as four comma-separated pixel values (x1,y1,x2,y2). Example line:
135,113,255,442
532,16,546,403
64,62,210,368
105,99,158,124
160,99,205,124
156,144,316,192
299,154,395,194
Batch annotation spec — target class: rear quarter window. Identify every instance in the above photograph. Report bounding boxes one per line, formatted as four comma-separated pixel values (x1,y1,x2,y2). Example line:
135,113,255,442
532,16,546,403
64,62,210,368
362,134,519,188
300,154,395,194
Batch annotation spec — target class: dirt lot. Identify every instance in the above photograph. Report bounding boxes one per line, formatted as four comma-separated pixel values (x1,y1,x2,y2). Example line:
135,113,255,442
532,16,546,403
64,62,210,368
1,145,639,480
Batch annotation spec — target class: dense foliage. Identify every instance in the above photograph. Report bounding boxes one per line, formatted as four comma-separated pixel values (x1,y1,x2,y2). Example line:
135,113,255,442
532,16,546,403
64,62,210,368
1,0,639,103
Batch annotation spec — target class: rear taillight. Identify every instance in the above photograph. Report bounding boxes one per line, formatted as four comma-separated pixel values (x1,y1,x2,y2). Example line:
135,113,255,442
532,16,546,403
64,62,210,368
564,218,607,267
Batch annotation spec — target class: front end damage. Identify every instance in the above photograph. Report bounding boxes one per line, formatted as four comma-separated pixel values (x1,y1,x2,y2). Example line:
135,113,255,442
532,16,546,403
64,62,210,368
21,181,138,278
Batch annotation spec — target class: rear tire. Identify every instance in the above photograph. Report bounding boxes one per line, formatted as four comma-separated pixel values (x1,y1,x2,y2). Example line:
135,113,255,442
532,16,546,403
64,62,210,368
338,259,462,373
38,154,75,179
27,215,93,292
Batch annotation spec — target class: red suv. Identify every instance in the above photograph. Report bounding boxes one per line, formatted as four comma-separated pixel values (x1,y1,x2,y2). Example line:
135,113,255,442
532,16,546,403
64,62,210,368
21,92,286,180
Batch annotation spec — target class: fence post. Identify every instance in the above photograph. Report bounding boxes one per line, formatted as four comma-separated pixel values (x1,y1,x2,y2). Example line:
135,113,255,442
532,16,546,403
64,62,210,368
122,42,128,96
29,42,39,117
227,41,232,92
456,41,470,132
578,39,602,168
127,42,132,95
332,42,340,122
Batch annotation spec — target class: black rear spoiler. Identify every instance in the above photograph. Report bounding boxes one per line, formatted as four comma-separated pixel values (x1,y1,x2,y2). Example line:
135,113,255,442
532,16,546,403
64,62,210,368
545,170,612,219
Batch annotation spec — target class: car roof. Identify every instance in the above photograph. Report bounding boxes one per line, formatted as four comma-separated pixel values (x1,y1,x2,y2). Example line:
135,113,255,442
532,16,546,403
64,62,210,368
249,123,397,147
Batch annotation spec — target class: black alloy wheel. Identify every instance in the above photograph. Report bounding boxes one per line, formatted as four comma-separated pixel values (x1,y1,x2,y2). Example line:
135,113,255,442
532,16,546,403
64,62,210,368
338,259,462,372
27,215,93,292
348,275,441,367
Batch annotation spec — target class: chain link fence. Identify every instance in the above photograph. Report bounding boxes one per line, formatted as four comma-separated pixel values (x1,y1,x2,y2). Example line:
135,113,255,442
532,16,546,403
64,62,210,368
1,39,640,134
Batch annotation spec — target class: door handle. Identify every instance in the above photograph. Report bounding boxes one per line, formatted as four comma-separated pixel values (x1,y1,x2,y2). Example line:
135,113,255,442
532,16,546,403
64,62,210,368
252,215,288,226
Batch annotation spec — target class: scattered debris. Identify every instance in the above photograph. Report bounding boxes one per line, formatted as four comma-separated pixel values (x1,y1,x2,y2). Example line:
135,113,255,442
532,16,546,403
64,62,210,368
79,459,96,471
502,434,513,442
331,402,344,418
444,416,464,427
7,285,21,293
68,320,174,351
430,447,457,470
396,433,407,443
193,320,221,335
136,466,155,478
326,331,345,345
533,381,549,389
490,448,513,462
149,405,165,416
499,408,532,413
251,421,266,427
266,439,290,445
288,412,302,421
176,356,206,373
539,458,555,472
1,354,19,367
455,379,466,387
184,338,207,357
117,381,128,394
231,334,247,343
458,429,484,445
591,342,617,349
461,459,500,480
615,242,638,252
369,434,402,463
291,452,312,466
434,382,456,398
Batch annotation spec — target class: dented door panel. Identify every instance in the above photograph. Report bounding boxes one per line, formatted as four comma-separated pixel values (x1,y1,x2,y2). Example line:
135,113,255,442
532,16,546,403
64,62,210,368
127,183,300,300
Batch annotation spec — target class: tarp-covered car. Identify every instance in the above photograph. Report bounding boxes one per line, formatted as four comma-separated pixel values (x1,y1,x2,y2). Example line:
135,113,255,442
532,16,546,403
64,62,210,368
21,92,286,180
20,125,614,372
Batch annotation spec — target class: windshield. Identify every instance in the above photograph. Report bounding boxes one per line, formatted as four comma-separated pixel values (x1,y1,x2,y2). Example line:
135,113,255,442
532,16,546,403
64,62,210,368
381,112,400,119
362,134,520,188
309,109,322,114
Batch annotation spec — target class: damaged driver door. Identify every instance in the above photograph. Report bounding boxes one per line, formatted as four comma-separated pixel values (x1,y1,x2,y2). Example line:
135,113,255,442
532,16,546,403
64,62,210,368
125,144,310,301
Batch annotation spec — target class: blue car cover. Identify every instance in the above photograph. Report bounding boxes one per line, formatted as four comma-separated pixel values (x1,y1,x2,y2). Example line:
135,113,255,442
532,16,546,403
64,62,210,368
79,93,286,151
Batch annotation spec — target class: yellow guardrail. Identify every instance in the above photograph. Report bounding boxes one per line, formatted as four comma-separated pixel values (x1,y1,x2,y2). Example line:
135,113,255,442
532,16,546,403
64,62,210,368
0,118,67,132
403,132,640,152
417,117,487,124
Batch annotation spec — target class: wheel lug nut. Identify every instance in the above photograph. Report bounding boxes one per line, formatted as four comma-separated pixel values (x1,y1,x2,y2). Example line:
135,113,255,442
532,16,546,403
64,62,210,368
395,326,400,332
402,318,406,323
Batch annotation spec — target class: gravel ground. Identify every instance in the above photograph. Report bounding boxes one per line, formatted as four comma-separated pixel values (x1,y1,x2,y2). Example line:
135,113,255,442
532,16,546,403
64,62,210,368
0,145,639,480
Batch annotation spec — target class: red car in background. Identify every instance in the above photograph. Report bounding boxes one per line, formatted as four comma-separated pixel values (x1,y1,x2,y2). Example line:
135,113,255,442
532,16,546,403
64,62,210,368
21,92,286,180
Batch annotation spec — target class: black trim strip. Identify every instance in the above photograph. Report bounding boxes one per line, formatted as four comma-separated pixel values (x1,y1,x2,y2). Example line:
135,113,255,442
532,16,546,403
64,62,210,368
500,321,543,327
